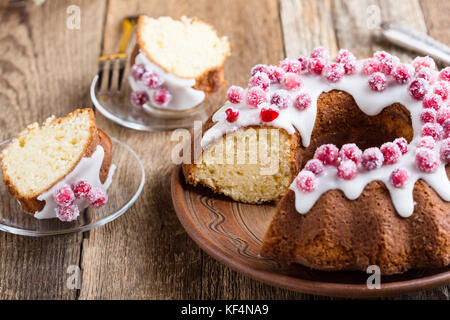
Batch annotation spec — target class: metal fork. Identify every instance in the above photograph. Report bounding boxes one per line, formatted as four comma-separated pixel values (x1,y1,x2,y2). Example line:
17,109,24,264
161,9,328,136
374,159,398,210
96,16,138,94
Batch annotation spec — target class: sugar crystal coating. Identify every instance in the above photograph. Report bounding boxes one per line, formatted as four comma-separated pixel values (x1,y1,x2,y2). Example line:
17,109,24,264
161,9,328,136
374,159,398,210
361,147,384,171
296,170,316,192
304,159,325,176
390,168,409,188
415,148,440,173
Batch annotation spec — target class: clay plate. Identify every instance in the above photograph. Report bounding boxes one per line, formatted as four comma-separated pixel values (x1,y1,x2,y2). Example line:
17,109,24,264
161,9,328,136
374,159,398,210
171,165,450,298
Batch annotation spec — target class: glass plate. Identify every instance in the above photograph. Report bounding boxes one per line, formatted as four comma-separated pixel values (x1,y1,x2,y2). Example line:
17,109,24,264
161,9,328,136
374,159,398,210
0,137,145,236
90,75,209,131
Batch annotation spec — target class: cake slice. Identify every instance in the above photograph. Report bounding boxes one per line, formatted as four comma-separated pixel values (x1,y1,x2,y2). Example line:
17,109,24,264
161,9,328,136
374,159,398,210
129,15,231,110
1,109,115,221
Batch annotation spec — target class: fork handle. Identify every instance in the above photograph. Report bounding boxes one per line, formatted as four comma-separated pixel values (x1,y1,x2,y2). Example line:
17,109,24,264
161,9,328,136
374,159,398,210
118,17,137,53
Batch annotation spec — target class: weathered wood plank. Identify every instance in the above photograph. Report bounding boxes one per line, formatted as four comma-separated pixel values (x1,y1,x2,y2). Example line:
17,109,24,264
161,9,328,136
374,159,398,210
0,0,106,299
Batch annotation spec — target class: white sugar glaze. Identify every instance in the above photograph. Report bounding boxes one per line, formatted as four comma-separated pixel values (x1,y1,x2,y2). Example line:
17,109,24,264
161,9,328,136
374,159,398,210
34,146,116,219
201,59,450,217
129,51,205,111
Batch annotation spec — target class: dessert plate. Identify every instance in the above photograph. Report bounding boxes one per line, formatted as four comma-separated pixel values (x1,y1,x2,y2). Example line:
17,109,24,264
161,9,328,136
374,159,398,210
90,75,209,131
171,165,450,298
0,137,145,236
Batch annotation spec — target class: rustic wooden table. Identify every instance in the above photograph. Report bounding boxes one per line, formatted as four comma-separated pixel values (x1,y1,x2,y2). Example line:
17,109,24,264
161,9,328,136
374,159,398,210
0,0,449,300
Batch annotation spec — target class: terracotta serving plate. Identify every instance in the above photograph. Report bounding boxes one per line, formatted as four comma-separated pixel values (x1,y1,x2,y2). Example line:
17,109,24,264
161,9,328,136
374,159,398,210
171,165,450,298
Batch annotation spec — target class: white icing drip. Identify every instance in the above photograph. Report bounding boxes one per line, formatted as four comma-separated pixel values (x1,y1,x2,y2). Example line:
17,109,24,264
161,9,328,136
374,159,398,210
201,59,450,217
129,51,205,111
34,146,116,220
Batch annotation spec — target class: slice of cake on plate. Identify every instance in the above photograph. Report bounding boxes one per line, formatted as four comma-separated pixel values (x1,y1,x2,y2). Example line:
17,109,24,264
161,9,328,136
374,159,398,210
1,108,116,222
129,15,231,111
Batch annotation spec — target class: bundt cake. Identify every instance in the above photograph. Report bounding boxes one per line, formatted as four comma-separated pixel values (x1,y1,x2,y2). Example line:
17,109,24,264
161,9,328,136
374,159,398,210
183,47,450,274
1,108,116,222
129,15,231,111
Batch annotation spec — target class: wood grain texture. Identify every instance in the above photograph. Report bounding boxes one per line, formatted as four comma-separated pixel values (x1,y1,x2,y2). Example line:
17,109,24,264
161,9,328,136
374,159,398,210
0,0,105,299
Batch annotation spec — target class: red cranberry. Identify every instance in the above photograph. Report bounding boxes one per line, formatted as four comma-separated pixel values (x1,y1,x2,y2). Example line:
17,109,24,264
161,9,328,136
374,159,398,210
417,136,436,149
380,142,402,165
281,72,302,90
339,143,362,165
422,94,443,111
227,86,244,104
251,64,271,77
296,170,316,193
260,105,279,122
361,147,384,170
421,123,443,140
415,67,437,83
337,160,358,180
415,148,440,173
362,58,381,75
314,144,339,166
280,58,302,74
304,159,325,176
246,87,267,107
55,203,79,222
294,93,312,111
443,119,450,136
72,180,92,199
310,46,330,60
142,72,162,89
368,72,387,91
392,64,413,84
272,67,286,83
131,91,149,106
225,107,239,122
436,108,450,125
409,78,429,100
153,88,172,107
412,56,436,72
270,90,290,109
379,55,399,75
297,56,309,72
53,185,75,206
131,64,146,80
323,63,345,82
433,81,449,100
394,137,409,155
307,58,326,75
373,50,389,62
390,168,409,188
336,49,357,75
88,187,108,208
249,72,270,91
439,67,450,82
440,138,450,163
420,109,437,124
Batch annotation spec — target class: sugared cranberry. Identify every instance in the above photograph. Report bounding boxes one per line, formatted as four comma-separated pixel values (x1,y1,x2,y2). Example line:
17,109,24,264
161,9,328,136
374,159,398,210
260,105,279,122
420,109,437,124
246,87,267,107
310,46,330,60
394,137,409,155
373,50,389,62
53,185,75,206
294,93,312,111
409,78,429,100
304,159,325,176
88,187,108,208
362,58,381,75
336,49,357,75
390,168,409,188
280,58,302,74
422,94,443,111
225,107,239,122
361,147,384,170
251,64,271,77
295,170,316,193
417,136,436,149
153,88,172,107
421,123,443,140
72,180,92,199
339,143,362,165
443,119,450,136
440,138,450,163
281,72,302,90
380,142,402,165
308,58,326,75
270,90,290,109
412,56,436,72
337,160,358,180
368,72,387,91
142,72,162,89
297,56,309,72
433,81,449,100
415,67,437,83
248,72,270,91
227,86,244,104
130,64,146,80
322,63,345,82
379,55,399,75
439,67,450,82
415,148,440,173
392,64,413,84
55,203,79,222
314,144,339,166
272,67,285,83
436,108,450,125
131,91,149,106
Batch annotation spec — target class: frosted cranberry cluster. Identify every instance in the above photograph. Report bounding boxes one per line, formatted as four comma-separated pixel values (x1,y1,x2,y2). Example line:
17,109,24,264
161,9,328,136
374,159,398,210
130,64,172,107
53,180,108,222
